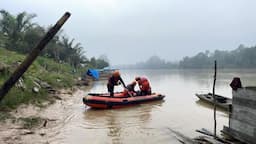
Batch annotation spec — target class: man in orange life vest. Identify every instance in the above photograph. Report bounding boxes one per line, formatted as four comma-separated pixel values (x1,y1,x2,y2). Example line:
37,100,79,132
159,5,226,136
107,70,126,97
135,77,151,96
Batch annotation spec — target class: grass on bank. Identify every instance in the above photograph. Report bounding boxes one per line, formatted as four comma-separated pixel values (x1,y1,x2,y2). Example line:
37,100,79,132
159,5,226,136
0,48,85,110
19,116,44,129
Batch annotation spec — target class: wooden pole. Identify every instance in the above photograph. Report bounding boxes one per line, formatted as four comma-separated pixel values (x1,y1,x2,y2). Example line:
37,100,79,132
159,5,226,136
213,60,217,138
0,12,71,102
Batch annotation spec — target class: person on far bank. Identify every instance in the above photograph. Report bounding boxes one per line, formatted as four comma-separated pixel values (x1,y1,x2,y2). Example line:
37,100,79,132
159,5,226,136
107,70,126,97
135,76,151,96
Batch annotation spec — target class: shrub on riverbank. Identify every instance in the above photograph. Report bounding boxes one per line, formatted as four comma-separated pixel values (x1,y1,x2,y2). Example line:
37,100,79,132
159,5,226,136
0,48,83,110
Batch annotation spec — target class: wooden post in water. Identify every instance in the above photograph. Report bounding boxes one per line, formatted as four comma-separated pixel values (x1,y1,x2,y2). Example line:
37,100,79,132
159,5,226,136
0,12,71,102
213,60,217,138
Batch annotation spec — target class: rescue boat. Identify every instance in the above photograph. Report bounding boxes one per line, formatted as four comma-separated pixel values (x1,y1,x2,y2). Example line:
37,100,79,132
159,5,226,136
83,92,165,109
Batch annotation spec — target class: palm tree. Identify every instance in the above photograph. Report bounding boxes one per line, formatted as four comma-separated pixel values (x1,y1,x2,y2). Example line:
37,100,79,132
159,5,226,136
0,10,36,51
59,36,86,68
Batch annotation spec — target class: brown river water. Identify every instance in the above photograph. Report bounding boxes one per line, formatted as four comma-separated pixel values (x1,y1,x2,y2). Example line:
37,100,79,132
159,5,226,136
49,69,256,144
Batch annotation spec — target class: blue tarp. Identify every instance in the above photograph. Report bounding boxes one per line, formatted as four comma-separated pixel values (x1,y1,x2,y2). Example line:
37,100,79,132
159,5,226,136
87,69,99,80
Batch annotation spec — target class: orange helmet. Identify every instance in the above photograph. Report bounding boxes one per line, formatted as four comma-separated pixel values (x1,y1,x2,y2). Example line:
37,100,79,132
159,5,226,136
113,70,120,77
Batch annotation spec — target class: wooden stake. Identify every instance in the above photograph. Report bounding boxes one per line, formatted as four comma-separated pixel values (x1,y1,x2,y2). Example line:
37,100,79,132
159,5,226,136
213,60,217,138
0,12,71,102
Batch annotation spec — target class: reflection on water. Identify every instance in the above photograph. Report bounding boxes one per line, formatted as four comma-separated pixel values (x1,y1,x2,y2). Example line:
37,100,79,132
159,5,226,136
195,100,229,114
50,69,256,144
82,101,166,144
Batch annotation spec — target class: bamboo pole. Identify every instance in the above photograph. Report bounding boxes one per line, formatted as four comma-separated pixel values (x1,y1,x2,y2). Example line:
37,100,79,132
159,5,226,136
0,12,71,102
213,60,217,138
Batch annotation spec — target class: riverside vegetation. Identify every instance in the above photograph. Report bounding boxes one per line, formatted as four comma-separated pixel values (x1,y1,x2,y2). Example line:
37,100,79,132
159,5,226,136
0,48,83,127
0,48,77,110
0,10,109,128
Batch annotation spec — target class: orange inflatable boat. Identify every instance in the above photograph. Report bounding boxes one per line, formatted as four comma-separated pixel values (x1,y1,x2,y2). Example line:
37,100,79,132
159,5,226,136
83,92,165,109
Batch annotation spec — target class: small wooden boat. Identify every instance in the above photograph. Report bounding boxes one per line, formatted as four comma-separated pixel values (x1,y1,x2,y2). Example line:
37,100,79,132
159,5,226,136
195,93,232,110
83,92,165,109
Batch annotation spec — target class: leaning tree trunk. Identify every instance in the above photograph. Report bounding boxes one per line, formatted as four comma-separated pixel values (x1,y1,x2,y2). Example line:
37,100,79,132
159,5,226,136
0,12,71,102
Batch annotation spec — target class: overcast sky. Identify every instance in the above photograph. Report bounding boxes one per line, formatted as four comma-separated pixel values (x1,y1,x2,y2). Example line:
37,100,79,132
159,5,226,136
1,0,256,65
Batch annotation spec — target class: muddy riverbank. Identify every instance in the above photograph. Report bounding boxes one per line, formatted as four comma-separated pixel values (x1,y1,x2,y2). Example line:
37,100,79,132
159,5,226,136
0,86,90,144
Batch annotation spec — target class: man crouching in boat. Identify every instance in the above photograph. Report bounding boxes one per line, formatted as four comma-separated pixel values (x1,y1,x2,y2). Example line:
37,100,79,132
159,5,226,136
107,70,126,97
123,81,137,97
135,77,152,96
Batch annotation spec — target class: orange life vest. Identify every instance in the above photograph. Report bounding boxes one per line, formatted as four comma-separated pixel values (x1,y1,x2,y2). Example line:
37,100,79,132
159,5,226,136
138,77,151,91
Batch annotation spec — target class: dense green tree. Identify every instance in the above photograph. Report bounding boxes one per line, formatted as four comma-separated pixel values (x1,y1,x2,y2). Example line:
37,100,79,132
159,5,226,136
127,45,256,69
0,10,99,69
89,57,97,68
96,58,109,69
59,36,86,68
88,56,109,69
22,26,45,53
0,10,36,52
180,45,256,69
